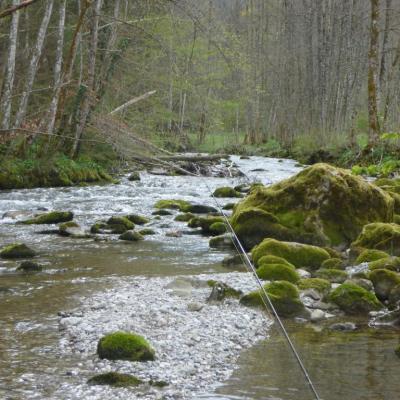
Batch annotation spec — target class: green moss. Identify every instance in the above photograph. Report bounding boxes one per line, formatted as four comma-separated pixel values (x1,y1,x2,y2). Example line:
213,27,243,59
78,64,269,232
107,216,134,233
321,258,345,270
258,255,295,268
252,239,330,270
231,163,394,249
209,222,227,235
174,213,195,222
241,281,305,317
206,280,242,298
152,209,173,216
22,211,73,225
395,214,400,224
369,268,400,300
351,223,400,255
119,231,144,241
90,221,108,233
125,214,150,225
182,204,217,214
329,283,382,315
0,243,36,259
369,256,400,271
213,186,242,198
188,216,225,234
315,268,348,283
97,331,155,361
355,249,390,264
256,263,300,283
139,228,156,235
297,278,331,294
154,199,190,211
87,372,142,387
59,221,80,235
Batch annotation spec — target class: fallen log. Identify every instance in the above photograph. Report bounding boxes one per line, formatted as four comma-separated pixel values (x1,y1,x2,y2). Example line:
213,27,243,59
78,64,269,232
158,154,229,162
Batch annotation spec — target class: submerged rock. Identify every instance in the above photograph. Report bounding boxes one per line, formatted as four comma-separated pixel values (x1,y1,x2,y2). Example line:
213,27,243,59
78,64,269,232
213,186,242,198
209,233,235,249
252,239,330,270
174,212,195,222
139,228,156,236
88,372,142,387
119,230,144,241
21,211,74,225
107,216,134,234
329,283,382,315
231,163,393,250
125,214,150,225
329,322,357,332
0,243,36,259
97,331,155,361
152,209,173,216
17,261,42,272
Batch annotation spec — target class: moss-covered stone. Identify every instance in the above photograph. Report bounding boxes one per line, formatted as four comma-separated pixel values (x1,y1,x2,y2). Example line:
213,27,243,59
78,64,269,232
17,261,42,272
351,223,400,255
0,243,36,259
97,331,155,361
87,372,142,387
213,186,242,198
154,199,190,211
125,214,150,225
188,216,225,235
174,213,195,222
119,231,144,241
369,256,400,271
329,283,382,315
139,228,156,235
322,247,344,259
128,172,141,181
209,222,227,235
315,268,348,283
256,263,300,283
152,209,173,216
22,211,74,225
355,249,390,264
183,204,217,214
231,164,394,250
90,221,108,234
297,278,331,295
240,281,305,317
321,258,345,270
59,221,80,236
258,255,295,268
206,280,242,298
252,239,330,270
369,269,400,300
107,216,134,233
209,234,234,249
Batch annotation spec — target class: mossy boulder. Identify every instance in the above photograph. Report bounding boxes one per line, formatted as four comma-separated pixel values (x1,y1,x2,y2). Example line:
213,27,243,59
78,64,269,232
241,281,305,317
209,222,227,235
256,263,300,283
139,228,156,236
119,231,144,241
258,255,295,268
231,163,394,250
297,278,331,295
128,172,141,181
369,256,400,271
97,331,155,361
355,249,390,264
321,258,345,270
22,211,74,225
369,269,400,300
351,223,400,256
183,204,217,214
174,213,195,222
188,216,225,234
59,221,80,236
315,268,348,283
125,214,150,225
209,234,234,249
154,199,190,211
329,283,382,315
107,216,134,234
152,209,173,216
213,186,242,198
0,243,36,259
90,221,108,234
17,261,42,272
252,239,330,270
88,372,142,387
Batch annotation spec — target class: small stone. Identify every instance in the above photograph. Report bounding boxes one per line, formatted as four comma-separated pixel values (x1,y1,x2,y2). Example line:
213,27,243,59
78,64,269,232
329,322,357,332
310,309,326,322
187,302,203,312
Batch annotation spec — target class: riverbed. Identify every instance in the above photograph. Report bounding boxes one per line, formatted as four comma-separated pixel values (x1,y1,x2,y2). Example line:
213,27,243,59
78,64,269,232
0,156,399,400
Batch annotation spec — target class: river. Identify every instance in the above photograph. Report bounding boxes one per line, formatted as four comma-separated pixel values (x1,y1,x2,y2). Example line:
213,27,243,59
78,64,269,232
0,156,399,400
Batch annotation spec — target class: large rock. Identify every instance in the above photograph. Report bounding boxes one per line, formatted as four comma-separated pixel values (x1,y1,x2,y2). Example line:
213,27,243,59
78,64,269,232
256,263,300,283
369,269,400,300
0,243,36,259
252,238,330,270
351,223,400,256
97,331,155,361
231,164,393,250
88,372,142,387
21,211,73,225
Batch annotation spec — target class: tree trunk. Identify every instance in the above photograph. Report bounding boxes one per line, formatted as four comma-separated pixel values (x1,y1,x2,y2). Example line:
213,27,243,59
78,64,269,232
13,0,54,128
367,0,380,146
0,0,20,131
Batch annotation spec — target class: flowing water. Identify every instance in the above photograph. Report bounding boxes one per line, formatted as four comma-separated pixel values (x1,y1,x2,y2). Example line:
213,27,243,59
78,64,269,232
0,156,399,400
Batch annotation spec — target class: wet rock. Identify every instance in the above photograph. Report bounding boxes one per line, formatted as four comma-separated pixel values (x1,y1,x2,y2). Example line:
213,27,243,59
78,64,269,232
256,263,300,283
297,269,311,279
119,231,144,241
188,216,225,235
87,371,143,387
213,186,242,198
371,308,400,326
97,331,155,361
207,281,242,302
222,254,245,268
351,223,400,256
154,199,190,211
139,228,156,235
329,283,382,315
0,243,36,259
209,222,227,236
252,239,330,270
21,211,74,225
209,234,235,249
231,163,394,250
2,210,36,220
369,268,400,300
152,209,173,216
166,230,183,238
17,261,42,272
234,184,251,193
329,322,357,332
310,309,326,322
128,172,141,181
107,216,134,234
174,213,195,222
125,214,150,225
184,204,218,214
90,221,108,234
59,222,89,238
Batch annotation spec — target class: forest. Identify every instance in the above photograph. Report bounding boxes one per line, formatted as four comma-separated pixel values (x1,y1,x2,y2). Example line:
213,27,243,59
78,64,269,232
1,0,400,188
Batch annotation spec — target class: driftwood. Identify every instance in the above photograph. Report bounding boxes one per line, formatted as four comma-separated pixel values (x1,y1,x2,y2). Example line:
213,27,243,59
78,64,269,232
158,154,229,162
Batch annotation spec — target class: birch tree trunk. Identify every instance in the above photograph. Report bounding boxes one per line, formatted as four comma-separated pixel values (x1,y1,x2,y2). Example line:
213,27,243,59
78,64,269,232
13,0,54,128
0,0,20,130
71,0,102,158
